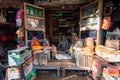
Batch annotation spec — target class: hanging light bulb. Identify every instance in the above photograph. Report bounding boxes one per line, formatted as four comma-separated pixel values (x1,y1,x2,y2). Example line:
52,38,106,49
62,6,65,9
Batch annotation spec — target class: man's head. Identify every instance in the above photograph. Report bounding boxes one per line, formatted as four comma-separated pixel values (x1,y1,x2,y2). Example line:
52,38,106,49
62,35,66,40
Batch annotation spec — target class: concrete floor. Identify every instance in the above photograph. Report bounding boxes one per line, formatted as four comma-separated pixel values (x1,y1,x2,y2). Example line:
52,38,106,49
35,70,90,80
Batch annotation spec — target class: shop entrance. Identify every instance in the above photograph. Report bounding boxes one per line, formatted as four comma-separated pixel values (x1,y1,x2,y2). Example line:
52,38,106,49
45,10,80,47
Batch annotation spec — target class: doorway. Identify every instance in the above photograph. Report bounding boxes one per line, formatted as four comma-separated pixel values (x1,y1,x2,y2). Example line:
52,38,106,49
45,10,80,46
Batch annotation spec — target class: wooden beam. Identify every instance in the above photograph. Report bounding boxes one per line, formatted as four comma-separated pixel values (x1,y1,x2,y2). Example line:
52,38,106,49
49,12,53,41
34,0,92,6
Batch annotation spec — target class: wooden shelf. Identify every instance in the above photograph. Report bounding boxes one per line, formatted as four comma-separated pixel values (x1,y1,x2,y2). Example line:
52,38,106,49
79,0,102,45
25,27,45,31
26,15,44,20
25,2,44,10
81,29,97,31
80,0,99,9
81,23,98,26
81,13,98,19
0,23,16,28
24,2,45,46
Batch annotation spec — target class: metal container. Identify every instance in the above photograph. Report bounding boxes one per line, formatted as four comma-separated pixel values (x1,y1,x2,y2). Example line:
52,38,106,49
39,54,47,66
75,53,93,69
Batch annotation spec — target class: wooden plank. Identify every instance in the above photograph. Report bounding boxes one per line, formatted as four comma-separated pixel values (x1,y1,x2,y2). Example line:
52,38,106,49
49,59,75,62
97,0,103,45
34,65,60,76
25,27,45,31
64,66,90,70
24,2,44,10
61,61,76,67
80,0,99,9
24,2,28,45
34,65,60,69
47,62,61,67
26,15,44,20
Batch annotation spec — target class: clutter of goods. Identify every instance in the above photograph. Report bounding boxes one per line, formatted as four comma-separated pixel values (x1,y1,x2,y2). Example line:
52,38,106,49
95,45,120,62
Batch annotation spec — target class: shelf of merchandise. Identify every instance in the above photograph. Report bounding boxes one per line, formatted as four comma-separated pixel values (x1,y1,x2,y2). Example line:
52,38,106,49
24,2,45,46
79,0,103,45
26,15,44,20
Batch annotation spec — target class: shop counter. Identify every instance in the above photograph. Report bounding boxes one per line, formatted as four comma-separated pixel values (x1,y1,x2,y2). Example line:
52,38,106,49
34,61,61,76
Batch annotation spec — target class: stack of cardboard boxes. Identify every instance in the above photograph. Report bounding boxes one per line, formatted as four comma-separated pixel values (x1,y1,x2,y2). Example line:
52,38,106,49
7,47,36,80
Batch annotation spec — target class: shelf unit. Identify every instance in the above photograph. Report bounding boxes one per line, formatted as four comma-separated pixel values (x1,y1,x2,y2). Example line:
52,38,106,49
79,0,103,45
24,2,45,46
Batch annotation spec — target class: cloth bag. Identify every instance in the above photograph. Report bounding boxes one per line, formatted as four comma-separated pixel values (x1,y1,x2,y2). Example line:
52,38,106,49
102,16,114,30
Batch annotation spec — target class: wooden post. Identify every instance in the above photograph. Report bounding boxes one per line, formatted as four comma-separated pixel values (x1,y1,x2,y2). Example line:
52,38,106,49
49,12,53,43
97,0,103,45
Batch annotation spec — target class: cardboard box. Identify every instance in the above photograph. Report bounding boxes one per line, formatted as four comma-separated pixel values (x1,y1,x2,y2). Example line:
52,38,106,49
7,67,20,80
8,47,32,66
8,49,23,66
95,45,116,54
25,69,36,80
105,39,120,50
103,67,120,77
91,58,99,80
21,49,32,62
91,57,107,80
22,58,33,76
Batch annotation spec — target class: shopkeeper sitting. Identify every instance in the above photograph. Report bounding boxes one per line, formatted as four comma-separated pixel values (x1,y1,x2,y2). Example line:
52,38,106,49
58,35,68,54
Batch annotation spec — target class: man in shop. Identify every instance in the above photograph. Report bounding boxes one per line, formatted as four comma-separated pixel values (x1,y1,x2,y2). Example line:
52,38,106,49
58,35,68,54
